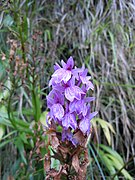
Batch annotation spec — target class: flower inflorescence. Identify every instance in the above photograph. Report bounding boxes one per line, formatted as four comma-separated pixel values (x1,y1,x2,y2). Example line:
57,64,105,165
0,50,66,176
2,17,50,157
46,57,97,146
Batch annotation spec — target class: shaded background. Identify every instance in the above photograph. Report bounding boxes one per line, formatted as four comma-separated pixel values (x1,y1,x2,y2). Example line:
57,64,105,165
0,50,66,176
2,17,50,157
0,0,135,179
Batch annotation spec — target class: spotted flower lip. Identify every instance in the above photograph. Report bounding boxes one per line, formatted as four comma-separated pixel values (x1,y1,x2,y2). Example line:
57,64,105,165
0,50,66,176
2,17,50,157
62,112,77,130
47,89,64,108
65,85,85,102
46,56,98,145
50,68,71,84
69,99,87,116
49,56,74,85
79,111,98,135
51,103,64,120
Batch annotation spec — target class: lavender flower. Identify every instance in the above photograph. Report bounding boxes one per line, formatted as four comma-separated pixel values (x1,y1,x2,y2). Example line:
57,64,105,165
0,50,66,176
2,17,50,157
46,56,97,145
49,57,74,85
62,112,77,130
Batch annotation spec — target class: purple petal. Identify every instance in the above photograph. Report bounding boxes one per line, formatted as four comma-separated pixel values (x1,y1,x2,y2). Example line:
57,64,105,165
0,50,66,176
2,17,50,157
80,76,94,90
54,63,61,71
47,96,54,108
52,68,71,84
65,101,69,113
52,83,65,92
62,113,77,130
61,60,67,68
62,129,73,142
65,86,85,102
66,56,74,70
62,129,77,146
82,103,87,116
84,97,95,102
72,65,85,80
51,103,64,119
46,90,55,107
63,70,72,83
75,100,82,114
72,86,85,100
69,99,87,116
79,112,98,135
49,77,56,86
52,68,66,83
80,75,89,84
78,114,83,120
79,117,90,135
65,87,76,102
47,90,64,108
89,111,98,120
81,69,88,77
86,80,94,90
69,100,77,113
68,76,75,86
53,90,64,105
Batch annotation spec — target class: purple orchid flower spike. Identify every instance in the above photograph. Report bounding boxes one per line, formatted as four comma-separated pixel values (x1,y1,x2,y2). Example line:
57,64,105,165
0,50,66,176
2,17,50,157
46,56,97,145
45,56,98,180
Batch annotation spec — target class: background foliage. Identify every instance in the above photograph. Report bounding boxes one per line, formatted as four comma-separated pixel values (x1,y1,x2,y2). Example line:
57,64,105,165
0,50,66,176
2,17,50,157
0,0,135,179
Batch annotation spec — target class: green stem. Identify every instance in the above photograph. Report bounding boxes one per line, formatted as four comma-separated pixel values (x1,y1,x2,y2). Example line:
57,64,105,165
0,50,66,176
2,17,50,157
7,90,17,128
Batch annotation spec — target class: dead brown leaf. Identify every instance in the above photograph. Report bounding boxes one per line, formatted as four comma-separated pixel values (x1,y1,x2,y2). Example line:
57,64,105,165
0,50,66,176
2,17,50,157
44,154,51,172
72,153,80,173
46,165,67,180
51,135,60,149
73,130,87,147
